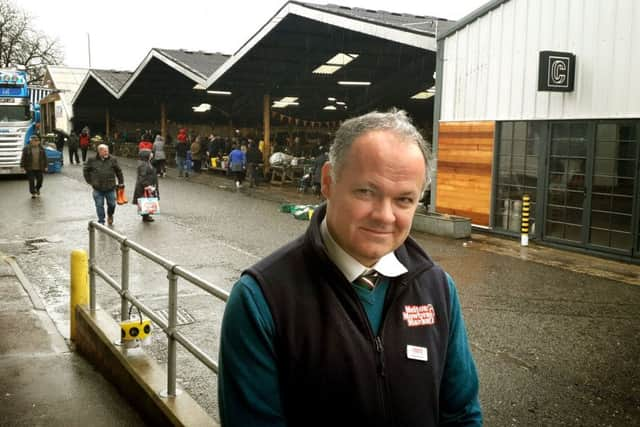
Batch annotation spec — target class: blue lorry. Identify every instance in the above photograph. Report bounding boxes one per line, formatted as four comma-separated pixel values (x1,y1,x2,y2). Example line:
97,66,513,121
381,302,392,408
0,68,59,174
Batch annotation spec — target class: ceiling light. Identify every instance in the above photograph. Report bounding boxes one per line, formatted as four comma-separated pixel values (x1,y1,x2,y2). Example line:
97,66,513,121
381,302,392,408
278,97,298,103
273,101,299,108
313,65,341,75
338,81,371,86
411,91,435,100
192,103,212,112
427,86,436,93
323,105,337,110
312,53,359,75
327,97,336,101
207,90,232,95
327,53,359,66
335,101,346,105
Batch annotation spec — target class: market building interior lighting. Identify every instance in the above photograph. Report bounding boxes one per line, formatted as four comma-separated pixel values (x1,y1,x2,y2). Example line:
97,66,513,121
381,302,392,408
192,103,211,112
313,53,359,74
338,81,371,86
411,86,436,100
272,96,299,108
323,105,337,110
207,90,232,95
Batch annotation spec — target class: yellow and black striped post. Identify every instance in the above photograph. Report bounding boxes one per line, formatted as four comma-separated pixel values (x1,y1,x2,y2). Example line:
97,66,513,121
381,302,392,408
521,194,531,246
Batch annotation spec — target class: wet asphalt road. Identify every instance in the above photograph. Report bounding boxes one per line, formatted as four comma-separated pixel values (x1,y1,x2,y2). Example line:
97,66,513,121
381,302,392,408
0,154,639,426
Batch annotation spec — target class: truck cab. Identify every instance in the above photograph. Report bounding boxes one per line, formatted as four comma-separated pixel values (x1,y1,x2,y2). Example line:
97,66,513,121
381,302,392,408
0,69,41,174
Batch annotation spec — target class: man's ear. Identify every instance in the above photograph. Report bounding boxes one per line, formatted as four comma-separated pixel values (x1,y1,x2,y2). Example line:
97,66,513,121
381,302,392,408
321,162,332,199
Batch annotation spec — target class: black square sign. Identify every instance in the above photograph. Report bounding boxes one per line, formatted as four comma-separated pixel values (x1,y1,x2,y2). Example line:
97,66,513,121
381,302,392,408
538,51,576,92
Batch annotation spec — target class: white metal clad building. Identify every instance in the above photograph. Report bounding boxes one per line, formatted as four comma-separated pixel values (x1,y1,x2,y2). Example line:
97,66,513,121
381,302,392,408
434,0,640,261
439,0,640,122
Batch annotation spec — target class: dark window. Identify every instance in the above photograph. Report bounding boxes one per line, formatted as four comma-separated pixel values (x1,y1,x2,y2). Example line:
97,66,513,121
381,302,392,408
493,121,543,233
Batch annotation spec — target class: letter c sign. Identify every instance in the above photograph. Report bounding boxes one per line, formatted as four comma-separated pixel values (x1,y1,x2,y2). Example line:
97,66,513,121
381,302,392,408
538,51,576,92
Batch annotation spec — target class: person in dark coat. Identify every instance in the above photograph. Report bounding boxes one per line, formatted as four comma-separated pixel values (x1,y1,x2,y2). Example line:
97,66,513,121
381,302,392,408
245,140,262,187
68,131,80,164
311,146,328,196
132,150,159,222
20,135,48,198
83,144,124,225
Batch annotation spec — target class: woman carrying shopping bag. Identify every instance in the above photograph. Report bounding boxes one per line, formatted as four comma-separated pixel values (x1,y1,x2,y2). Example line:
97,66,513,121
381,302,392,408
132,150,159,222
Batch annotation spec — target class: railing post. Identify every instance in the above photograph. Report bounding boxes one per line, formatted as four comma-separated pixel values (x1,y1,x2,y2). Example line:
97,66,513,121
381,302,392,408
120,241,130,321
88,222,96,312
164,269,179,397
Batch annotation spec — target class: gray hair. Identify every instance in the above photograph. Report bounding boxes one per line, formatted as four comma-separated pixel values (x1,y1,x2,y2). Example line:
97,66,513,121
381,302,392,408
97,144,109,151
29,135,40,141
329,109,432,187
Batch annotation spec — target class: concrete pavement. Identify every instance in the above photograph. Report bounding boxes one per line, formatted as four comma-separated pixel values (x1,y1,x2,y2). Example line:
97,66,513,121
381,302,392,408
0,254,147,427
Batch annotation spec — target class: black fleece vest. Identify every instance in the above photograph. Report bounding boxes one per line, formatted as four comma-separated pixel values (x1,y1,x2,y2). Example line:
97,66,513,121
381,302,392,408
245,205,451,427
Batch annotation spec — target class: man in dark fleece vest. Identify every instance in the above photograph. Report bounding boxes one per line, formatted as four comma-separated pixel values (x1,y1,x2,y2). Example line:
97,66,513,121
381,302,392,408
218,109,482,427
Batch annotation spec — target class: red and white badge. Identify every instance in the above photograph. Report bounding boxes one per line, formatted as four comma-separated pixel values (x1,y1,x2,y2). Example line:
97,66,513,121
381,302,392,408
402,304,436,327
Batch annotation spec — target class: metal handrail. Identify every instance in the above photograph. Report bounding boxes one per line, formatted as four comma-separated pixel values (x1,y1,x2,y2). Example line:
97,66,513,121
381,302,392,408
87,220,229,397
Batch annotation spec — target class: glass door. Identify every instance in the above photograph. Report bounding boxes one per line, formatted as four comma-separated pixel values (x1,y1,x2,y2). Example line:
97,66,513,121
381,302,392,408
544,122,588,244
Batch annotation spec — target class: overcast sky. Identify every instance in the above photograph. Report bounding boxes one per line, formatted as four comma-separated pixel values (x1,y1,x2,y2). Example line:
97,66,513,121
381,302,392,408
18,0,488,71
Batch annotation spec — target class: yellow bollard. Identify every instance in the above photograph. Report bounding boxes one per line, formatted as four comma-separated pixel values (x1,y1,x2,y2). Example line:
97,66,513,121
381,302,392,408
70,249,89,341
521,194,531,246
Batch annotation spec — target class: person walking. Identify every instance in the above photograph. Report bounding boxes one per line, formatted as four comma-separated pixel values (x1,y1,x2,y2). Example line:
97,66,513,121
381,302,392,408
68,130,80,164
228,143,246,190
20,135,47,198
79,129,90,163
218,109,482,427
83,144,124,225
132,150,159,222
54,130,65,165
175,128,189,178
190,136,203,173
138,134,153,159
245,140,262,188
152,134,167,177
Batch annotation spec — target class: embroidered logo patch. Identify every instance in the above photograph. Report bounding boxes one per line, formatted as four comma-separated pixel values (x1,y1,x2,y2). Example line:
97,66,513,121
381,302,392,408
402,304,436,327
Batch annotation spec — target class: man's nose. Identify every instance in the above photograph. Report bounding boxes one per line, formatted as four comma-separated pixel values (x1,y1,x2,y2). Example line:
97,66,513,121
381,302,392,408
372,198,395,223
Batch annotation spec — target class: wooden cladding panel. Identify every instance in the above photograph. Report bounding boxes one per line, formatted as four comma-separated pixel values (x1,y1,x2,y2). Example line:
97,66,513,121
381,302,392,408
436,121,495,226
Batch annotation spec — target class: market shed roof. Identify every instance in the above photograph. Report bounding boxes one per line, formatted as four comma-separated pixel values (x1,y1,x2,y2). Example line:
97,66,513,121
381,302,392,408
205,1,448,123
118,48,230,97
41,66,88,118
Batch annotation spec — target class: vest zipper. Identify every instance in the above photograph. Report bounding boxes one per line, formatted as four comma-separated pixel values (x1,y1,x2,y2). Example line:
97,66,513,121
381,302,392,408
375,335,386,377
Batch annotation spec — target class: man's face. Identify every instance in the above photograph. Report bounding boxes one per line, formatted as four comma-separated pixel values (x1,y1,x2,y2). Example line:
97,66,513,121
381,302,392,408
30,138,40,146
98,146,109,158
321,130,426,267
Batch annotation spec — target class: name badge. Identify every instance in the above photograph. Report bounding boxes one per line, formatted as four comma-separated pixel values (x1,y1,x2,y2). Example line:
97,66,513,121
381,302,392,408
406,344,428,362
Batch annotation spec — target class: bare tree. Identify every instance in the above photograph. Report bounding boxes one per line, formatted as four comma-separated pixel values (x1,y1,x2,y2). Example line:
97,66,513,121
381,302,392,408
0,0,63,84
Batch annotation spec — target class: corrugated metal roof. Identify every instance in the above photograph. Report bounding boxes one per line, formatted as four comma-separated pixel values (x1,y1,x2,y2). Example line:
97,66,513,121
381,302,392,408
155,49,230,79
91,69,132,94
295,2,446,36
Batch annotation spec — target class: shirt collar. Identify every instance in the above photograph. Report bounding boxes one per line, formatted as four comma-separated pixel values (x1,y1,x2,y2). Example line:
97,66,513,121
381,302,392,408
320,218,407,283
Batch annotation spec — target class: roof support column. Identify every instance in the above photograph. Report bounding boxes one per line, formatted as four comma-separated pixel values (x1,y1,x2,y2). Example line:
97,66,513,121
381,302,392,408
263,93,271,172
105,107,110,139
160,102,167,141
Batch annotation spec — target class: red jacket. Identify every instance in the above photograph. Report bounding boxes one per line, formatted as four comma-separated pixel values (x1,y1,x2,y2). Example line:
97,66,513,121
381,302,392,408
79,133,90,148
177,129,188,143
138,141,153,151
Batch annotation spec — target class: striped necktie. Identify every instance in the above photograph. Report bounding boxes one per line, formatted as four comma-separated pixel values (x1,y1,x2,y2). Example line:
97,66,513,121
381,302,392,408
355,270,380,290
